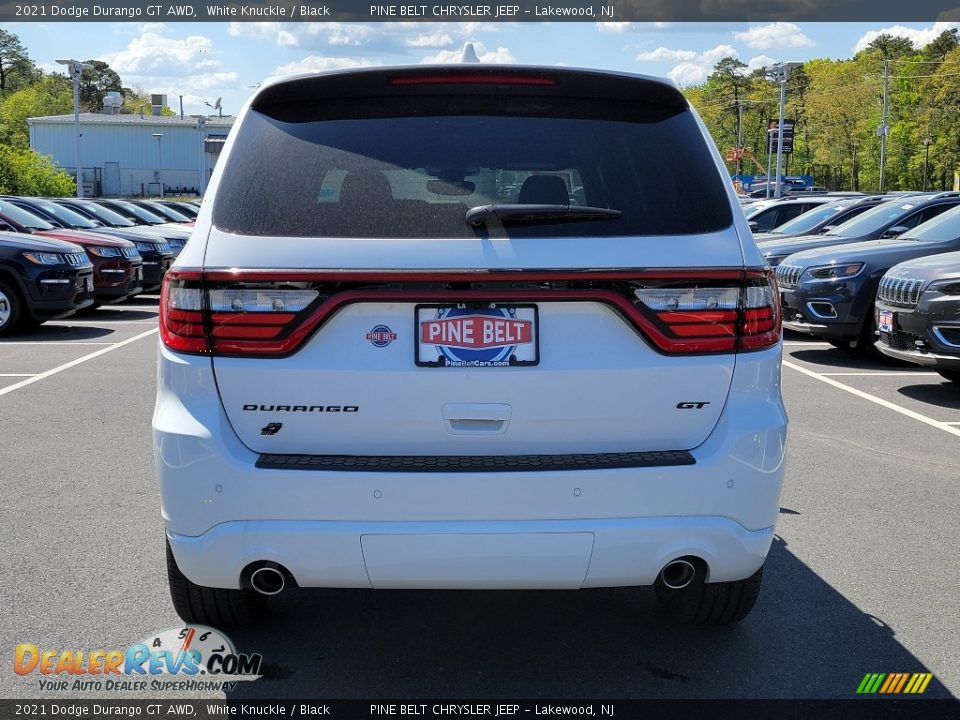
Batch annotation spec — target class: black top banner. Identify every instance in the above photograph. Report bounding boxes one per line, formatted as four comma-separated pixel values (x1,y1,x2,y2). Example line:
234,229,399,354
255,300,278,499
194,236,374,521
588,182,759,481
2,0,960,22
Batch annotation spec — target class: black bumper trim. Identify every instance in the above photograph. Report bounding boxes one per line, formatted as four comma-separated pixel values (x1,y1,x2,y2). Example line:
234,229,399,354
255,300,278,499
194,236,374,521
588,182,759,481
256,450,696,473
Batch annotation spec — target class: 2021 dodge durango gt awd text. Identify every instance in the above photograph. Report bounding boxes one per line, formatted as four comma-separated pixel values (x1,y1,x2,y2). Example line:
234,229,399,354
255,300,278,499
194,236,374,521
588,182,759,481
153,66,788,626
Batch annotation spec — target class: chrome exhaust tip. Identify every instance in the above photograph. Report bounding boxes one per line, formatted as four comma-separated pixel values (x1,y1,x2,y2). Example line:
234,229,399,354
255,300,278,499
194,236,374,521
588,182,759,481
659,559,697,590
249,566,286,596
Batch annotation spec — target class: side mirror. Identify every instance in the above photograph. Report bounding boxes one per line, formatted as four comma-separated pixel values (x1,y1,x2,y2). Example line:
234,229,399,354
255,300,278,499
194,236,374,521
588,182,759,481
820,225,836,233
748,220,759,232
881,225,909,239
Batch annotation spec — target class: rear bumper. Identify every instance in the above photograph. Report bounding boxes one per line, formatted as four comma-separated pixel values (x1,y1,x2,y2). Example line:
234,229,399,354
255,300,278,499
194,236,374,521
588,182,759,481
155,343,788,590
167,517,775,590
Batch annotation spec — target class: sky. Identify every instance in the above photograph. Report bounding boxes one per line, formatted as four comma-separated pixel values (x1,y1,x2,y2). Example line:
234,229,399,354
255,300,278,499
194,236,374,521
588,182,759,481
7,21,960,117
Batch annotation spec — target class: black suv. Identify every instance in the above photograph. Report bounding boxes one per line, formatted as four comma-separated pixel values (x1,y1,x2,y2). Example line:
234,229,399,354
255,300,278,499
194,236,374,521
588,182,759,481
776,204,960,351
0,231,94,335
875,251,960,382
760,192,960,267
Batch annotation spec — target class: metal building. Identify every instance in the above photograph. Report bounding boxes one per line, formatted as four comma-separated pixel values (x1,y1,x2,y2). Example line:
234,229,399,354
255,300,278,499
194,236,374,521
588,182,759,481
28,102,234,198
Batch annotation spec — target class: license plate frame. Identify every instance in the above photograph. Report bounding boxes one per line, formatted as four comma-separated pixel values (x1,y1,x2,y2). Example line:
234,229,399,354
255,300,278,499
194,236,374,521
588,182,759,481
415,304,540,368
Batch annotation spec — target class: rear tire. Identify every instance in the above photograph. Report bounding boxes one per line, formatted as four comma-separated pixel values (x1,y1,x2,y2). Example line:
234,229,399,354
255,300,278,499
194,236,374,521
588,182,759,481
165,539,266,627
938,370,960,384
655,565,764,625
0,280,25,337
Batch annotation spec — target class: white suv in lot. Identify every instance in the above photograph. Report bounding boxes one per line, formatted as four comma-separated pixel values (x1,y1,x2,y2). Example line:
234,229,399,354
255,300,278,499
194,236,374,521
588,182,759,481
154,65,787,626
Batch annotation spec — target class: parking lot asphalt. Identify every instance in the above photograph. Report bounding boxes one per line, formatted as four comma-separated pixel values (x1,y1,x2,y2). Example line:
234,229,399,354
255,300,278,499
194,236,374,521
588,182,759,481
1,300,958,700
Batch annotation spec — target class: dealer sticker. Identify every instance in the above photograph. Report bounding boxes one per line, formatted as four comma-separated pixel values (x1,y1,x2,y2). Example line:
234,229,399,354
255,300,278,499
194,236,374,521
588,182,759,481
416,304,539,368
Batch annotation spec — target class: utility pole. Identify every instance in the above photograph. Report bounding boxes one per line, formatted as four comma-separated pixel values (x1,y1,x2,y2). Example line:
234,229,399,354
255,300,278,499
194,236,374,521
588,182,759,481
735,100,744,179
878,59,890,194
774,64,788,198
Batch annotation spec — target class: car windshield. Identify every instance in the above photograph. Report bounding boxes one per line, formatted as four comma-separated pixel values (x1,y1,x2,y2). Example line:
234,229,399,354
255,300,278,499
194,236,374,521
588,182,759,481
900,204,960,242
214,96,732,238
143,203,190,222
825,200,916,236
72,201,136,227
770,204,848,235
0,200,56,230
109,201,166,224
29,199,100,229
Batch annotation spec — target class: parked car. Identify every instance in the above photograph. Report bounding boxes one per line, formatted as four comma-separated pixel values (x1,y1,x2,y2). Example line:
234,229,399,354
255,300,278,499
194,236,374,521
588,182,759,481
156,65,787,627
128,199,193,224
5,197,175,292
0,231,94,335
744,195,840,233
875,251,960,382
753,196,887,242
58,198,191,255
760,192,960,267
777,204,960,351
0,199,143,305
158,200,199,219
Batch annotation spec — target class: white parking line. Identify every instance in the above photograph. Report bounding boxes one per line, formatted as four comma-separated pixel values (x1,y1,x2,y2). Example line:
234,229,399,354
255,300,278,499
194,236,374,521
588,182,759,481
46,320,157,326
0,374,37,377
818,371,939,377
0,328,158,398
783,341,827,346
1,341,115,346
783,360,960,438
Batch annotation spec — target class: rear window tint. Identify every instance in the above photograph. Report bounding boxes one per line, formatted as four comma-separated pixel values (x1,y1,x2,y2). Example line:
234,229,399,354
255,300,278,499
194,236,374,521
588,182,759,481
213,95,732,238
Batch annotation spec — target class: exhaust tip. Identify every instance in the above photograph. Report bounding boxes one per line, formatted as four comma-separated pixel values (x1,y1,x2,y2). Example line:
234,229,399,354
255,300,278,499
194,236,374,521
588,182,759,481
659,559,697,590
249,566,286,596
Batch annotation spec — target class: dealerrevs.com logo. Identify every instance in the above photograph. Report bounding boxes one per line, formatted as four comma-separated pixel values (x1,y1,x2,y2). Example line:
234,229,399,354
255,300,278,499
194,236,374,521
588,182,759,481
14,625,262,692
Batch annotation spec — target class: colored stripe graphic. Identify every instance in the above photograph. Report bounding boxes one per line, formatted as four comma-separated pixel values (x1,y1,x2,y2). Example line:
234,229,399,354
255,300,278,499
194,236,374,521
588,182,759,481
857,673,932,694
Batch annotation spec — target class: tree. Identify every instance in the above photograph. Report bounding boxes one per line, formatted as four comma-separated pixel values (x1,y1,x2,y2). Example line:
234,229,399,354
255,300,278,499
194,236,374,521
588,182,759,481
865,34,917,60
0,29,36,92
119,85,174,116
924,29,959,60
0,146,75,196
78,60,123,111
0,74,73,149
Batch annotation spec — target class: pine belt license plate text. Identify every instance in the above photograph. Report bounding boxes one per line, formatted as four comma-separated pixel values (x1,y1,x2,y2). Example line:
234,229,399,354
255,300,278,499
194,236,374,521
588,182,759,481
416,304,539,368
878,309,894,333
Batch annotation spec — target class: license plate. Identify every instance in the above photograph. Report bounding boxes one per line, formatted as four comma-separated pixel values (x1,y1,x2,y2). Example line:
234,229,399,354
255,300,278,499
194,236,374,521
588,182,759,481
85,276,94,292
878,309,894,333
415,304,539,368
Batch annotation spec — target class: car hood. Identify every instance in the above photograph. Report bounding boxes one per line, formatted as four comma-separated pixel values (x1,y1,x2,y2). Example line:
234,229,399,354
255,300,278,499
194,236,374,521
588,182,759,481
133,224,191,241
83,227,169,244
883,250,960,283
783,238,958,269
36,229,134,248
759,233,858,258
0,230,84,253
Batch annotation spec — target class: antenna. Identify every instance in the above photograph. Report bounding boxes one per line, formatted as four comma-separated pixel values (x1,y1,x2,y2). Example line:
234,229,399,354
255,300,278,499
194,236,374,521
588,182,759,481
460,43,481,64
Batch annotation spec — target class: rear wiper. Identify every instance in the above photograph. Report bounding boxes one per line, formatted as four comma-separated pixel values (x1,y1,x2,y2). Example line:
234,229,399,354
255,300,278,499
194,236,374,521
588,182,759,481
466,204,621,228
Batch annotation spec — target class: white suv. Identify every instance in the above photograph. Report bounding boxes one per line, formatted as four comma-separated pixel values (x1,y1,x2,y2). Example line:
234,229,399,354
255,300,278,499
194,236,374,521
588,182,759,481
154,65,787,626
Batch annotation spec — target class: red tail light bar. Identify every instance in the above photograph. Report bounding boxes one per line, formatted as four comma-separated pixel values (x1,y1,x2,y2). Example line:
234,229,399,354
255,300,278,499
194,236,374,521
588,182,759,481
160,268,781,358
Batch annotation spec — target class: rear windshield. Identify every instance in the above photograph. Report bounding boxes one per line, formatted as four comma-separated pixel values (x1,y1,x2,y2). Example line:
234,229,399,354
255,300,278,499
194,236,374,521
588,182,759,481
213,95,732,238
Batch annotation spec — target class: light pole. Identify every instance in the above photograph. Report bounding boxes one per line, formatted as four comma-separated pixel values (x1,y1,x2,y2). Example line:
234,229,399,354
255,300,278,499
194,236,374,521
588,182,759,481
152,133,164,199
923,138,932,192
56,59,93,198
772,61,802,199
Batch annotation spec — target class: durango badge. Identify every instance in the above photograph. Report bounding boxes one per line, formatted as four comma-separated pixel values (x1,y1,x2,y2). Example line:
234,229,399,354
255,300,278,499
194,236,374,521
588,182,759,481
416,305,539,368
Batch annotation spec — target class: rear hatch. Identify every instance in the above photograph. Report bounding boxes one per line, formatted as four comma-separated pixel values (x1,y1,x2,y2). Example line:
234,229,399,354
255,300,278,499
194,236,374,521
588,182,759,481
177,67,779,456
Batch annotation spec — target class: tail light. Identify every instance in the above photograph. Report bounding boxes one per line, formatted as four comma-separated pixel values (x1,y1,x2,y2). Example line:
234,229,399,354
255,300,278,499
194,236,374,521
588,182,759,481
631,269,781,353
160,268,781,357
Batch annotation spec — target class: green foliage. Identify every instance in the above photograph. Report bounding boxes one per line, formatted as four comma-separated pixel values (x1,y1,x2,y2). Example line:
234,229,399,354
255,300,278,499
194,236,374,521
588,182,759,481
0,74,73,149
78,60,123,111
0,28,37,92
0,146,75,196
685,37,960,192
